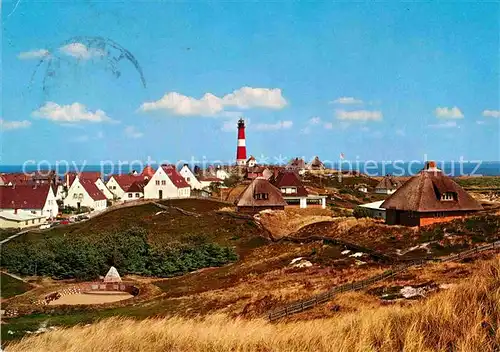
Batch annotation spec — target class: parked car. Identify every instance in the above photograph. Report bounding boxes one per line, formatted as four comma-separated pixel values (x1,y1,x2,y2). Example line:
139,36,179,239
39,224,51,230
60,220,70,225
77,215,90,221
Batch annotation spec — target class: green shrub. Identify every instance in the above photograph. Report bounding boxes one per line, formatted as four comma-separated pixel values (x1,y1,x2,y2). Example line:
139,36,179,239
1,228,238,280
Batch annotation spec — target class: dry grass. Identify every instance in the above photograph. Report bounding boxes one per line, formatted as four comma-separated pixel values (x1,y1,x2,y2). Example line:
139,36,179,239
259,208,337,238
8,256,500,352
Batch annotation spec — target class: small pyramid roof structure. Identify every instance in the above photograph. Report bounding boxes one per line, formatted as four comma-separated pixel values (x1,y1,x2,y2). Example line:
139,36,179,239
103,266,122,283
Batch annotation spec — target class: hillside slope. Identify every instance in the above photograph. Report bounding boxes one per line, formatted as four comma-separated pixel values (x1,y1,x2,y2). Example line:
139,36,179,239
7,256,500,352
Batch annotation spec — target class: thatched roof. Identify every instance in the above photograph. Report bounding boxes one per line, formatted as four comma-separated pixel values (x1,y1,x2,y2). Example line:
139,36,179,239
307,156,325,170
381,164,483,212
103,266,122,283
375,175,401,190
235,177,287,207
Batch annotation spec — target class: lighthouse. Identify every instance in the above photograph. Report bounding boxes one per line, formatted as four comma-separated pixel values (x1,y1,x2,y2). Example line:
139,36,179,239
236,118,247,166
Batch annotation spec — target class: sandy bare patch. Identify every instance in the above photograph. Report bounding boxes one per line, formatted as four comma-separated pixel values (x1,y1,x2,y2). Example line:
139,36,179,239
48,291,133,305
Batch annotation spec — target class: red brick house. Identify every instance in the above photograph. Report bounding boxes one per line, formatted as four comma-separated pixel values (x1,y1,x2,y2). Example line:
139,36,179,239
381,162,483,226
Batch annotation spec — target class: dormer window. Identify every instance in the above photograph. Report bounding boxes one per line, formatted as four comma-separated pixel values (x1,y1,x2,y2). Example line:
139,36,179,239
254,193,269,200
441,192,456,201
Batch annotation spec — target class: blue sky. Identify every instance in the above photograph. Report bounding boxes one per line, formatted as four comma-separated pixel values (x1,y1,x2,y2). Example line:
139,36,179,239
1,1,499,165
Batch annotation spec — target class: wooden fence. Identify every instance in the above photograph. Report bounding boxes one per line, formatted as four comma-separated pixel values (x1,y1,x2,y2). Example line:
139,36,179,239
268,240,500,321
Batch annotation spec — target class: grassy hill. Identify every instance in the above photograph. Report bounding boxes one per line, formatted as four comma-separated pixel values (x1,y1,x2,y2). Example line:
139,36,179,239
6,255,500,352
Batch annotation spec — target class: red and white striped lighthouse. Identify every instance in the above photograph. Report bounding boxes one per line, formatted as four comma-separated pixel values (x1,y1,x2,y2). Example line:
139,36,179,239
236,118,247,166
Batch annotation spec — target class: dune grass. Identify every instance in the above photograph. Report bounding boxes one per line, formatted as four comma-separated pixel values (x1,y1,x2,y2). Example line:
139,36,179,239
7,256,500,352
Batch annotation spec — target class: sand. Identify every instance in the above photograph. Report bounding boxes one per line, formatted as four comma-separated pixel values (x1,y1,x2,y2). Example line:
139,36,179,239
48,291,133,305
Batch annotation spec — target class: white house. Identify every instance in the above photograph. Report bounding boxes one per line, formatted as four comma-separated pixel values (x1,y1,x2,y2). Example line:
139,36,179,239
123,181,146,201
95,178,114,200
375,176,402,195
358,200,386,220
65,172,113,200
106,174,147,200
179,164,203,189
247,156,257,168
0,184,59,219
0,211,47,229
199,176,224,189
215,168,229,180
64,177,107,211
143,165,191,200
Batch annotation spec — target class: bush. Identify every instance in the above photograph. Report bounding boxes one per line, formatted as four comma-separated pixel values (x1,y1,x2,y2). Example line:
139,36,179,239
1,228,238,280
352,206,372,219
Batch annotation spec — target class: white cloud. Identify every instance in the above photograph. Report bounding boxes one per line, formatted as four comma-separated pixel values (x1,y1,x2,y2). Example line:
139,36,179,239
335,110,382,121
435,106,464,119
59,43,105,60
428,121,458,129
18,49,49,60
476,120,486,125
139,87,287,116
300,126,311,135
331,97,363,105
323,122,333,130
0,119,31,130
124,126,143,139
482,109,500,118
309,116,321,125
253,120,293,131
32,102,114,123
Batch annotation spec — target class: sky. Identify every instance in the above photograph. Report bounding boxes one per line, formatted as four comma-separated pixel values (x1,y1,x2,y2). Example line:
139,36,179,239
1,1,499,165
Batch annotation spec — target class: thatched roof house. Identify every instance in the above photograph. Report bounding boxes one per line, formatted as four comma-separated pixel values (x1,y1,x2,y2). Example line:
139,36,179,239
381,161,482,226
307,156,325,170
235,177,287,213
375,175,402,194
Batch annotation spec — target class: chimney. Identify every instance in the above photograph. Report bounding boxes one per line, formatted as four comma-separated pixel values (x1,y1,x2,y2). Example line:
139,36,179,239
424,160,440,172
236,118,247,166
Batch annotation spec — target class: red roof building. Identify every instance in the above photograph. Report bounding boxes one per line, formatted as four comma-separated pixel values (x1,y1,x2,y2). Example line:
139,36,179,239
160,165,190,188
0,184,58,218
65,172,102,187
141,166,156,178
270,170,327,209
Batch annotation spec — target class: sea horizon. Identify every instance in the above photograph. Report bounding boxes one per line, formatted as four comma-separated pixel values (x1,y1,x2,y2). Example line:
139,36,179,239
1,160,499,177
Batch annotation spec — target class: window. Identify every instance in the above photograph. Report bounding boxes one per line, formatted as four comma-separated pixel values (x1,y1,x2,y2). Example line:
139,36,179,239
161,180,166,185
155,180,160,185
440,192,456,201
434,212,445,218
73,193,78,199
135,193,140,197
254,193,269,200
128,193,133,198
32,219,35,224
31,210,36,214
187,177,190,182
25,221,29,225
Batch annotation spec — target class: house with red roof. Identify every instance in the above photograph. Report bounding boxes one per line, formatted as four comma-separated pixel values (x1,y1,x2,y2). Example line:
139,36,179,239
123,180,147,201
106,174,148,200
65,172,113,200
0,184,58,219
144,164,191,199
271,170,327,209
64,177,108,211
179,164,204,189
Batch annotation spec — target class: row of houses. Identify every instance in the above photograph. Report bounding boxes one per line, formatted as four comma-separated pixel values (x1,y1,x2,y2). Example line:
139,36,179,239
0,164,226,229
